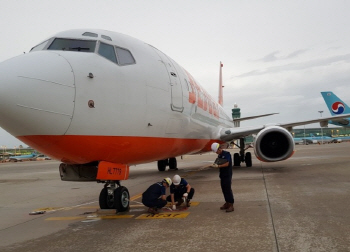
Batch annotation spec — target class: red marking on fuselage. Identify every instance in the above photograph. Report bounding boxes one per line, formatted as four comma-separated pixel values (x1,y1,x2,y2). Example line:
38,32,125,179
184,69,219,118
18,135,223,165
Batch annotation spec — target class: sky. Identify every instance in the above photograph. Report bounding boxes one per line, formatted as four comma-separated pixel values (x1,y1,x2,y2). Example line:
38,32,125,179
1,0,350,147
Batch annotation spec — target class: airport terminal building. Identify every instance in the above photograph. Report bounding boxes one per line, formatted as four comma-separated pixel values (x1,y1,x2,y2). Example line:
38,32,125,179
293,127,350,138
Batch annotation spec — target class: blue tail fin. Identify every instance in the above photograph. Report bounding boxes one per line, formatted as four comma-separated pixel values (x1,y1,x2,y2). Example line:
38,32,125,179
321,91,350,116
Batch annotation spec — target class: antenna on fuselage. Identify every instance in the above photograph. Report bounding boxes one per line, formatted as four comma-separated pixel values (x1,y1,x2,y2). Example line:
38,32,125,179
219,61,224,106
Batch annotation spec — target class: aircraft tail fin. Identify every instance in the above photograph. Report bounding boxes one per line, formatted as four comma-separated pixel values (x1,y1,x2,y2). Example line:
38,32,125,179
219,62,223,106
321,91,350,116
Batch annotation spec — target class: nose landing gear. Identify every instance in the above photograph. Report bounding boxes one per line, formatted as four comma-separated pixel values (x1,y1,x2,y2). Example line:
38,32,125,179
99,181,130,212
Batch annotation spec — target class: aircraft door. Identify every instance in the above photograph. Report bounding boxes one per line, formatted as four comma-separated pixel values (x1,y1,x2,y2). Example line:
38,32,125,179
153,49,184,112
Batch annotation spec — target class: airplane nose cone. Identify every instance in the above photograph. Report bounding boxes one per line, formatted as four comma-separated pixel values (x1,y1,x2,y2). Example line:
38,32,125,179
0,51,75,138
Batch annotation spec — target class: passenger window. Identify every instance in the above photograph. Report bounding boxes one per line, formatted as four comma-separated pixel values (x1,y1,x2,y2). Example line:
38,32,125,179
98,42,117,63
116,47,135,65
48,38,96,52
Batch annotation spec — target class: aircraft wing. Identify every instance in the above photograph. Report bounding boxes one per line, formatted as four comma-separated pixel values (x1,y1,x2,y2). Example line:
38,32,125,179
219,113,350,142
220,126,265,141
329,118,350,126
232,113,279,122
278,113,350,129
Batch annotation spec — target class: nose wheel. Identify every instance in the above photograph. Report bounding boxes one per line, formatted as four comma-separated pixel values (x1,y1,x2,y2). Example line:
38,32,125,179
99,181,130,212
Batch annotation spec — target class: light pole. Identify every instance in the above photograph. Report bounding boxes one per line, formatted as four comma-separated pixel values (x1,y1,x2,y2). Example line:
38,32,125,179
1,145,5,161
318,110,323,144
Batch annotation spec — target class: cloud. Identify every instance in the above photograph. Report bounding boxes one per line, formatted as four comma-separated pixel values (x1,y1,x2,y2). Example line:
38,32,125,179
235,53,350,78
258,49,309,62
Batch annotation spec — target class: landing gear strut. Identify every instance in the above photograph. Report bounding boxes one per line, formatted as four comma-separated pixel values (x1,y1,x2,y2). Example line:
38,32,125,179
99,180,130,212
232,138,253,167
157,157,177,171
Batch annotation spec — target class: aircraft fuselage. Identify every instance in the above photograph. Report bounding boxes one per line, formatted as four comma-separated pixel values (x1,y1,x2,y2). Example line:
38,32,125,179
0,29,233,165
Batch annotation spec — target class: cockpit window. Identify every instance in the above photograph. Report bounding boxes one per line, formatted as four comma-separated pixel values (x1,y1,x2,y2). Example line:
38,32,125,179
30,39,49,52
98,42,117,63
101,35,112,41
48,38,96,52
116,47,135,65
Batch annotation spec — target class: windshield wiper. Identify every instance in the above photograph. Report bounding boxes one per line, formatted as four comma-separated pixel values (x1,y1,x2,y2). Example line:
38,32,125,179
70,47,90,51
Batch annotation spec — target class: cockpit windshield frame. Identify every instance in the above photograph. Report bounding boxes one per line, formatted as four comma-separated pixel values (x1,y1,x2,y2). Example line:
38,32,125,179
47,38,96,52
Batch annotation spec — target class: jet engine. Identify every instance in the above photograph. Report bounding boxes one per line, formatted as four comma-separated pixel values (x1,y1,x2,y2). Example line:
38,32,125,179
254,126,295,162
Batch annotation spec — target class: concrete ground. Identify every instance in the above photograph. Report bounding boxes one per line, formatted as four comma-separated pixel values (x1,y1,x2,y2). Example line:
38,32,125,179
0,143,350,252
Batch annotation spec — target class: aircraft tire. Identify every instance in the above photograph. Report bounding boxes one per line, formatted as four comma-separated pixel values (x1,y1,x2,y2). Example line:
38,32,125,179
233,153,240,167
99,187,115,209
245,152,252,167
114,186,130,212
168,157,177,170
157,160,167,171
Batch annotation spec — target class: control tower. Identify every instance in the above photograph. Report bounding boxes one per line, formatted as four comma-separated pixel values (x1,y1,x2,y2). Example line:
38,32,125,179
232,103,241,127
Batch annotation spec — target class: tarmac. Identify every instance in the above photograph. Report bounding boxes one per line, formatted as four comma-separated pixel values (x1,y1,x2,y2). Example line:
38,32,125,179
0,143,350,252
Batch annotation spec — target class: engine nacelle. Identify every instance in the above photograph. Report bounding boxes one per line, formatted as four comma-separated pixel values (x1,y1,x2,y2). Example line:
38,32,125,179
254,126,295,162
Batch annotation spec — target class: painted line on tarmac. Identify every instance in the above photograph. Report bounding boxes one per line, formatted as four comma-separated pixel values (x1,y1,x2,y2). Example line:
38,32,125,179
136,212,190,219
40,195,198,221
46,215,134,221
45,216,85,221
34,201,98,213
78,204,144,209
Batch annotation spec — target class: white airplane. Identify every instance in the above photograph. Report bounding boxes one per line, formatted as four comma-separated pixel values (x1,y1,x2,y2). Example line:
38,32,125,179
1,29,349,212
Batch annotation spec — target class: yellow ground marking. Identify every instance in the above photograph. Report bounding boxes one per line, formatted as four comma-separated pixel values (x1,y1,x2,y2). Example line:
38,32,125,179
130,193,142,201
46,217,85,221
92,215,134,219
78,205,144,209
78,204,145,211
35,207,61,211
136,212,190,219
46,214,134,221
165,202,200,207
130,204,145,208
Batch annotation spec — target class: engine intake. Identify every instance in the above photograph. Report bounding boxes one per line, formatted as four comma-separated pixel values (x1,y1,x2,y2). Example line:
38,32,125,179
254,126,295,162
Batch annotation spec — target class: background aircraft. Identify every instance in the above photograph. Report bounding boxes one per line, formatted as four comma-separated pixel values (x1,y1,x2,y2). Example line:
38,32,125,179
1,29,350,212
293,133,339,145
321,91,350,127
8,153,37,162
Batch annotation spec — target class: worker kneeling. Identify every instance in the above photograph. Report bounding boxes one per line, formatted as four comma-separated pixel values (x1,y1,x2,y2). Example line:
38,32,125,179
167,175,195,210
142,177,172,214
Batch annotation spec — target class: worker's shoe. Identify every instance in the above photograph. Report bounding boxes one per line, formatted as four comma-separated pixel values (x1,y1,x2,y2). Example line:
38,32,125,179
147,207,158,214
176,198,184,206
186,199,191,207
220,202,229,210
225,203,234,212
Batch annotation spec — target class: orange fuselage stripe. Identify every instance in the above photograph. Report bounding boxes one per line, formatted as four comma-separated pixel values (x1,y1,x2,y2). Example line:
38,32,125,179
18,135,219,164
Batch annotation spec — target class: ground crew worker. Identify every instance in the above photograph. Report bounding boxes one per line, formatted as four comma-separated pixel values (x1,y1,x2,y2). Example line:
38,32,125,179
210,143,234,212
167,174,195,209
142,177,172,214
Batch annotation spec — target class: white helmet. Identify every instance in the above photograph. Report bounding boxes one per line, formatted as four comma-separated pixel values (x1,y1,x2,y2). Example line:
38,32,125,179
162,177,172,186
211,143,220,152
172,175,181,185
